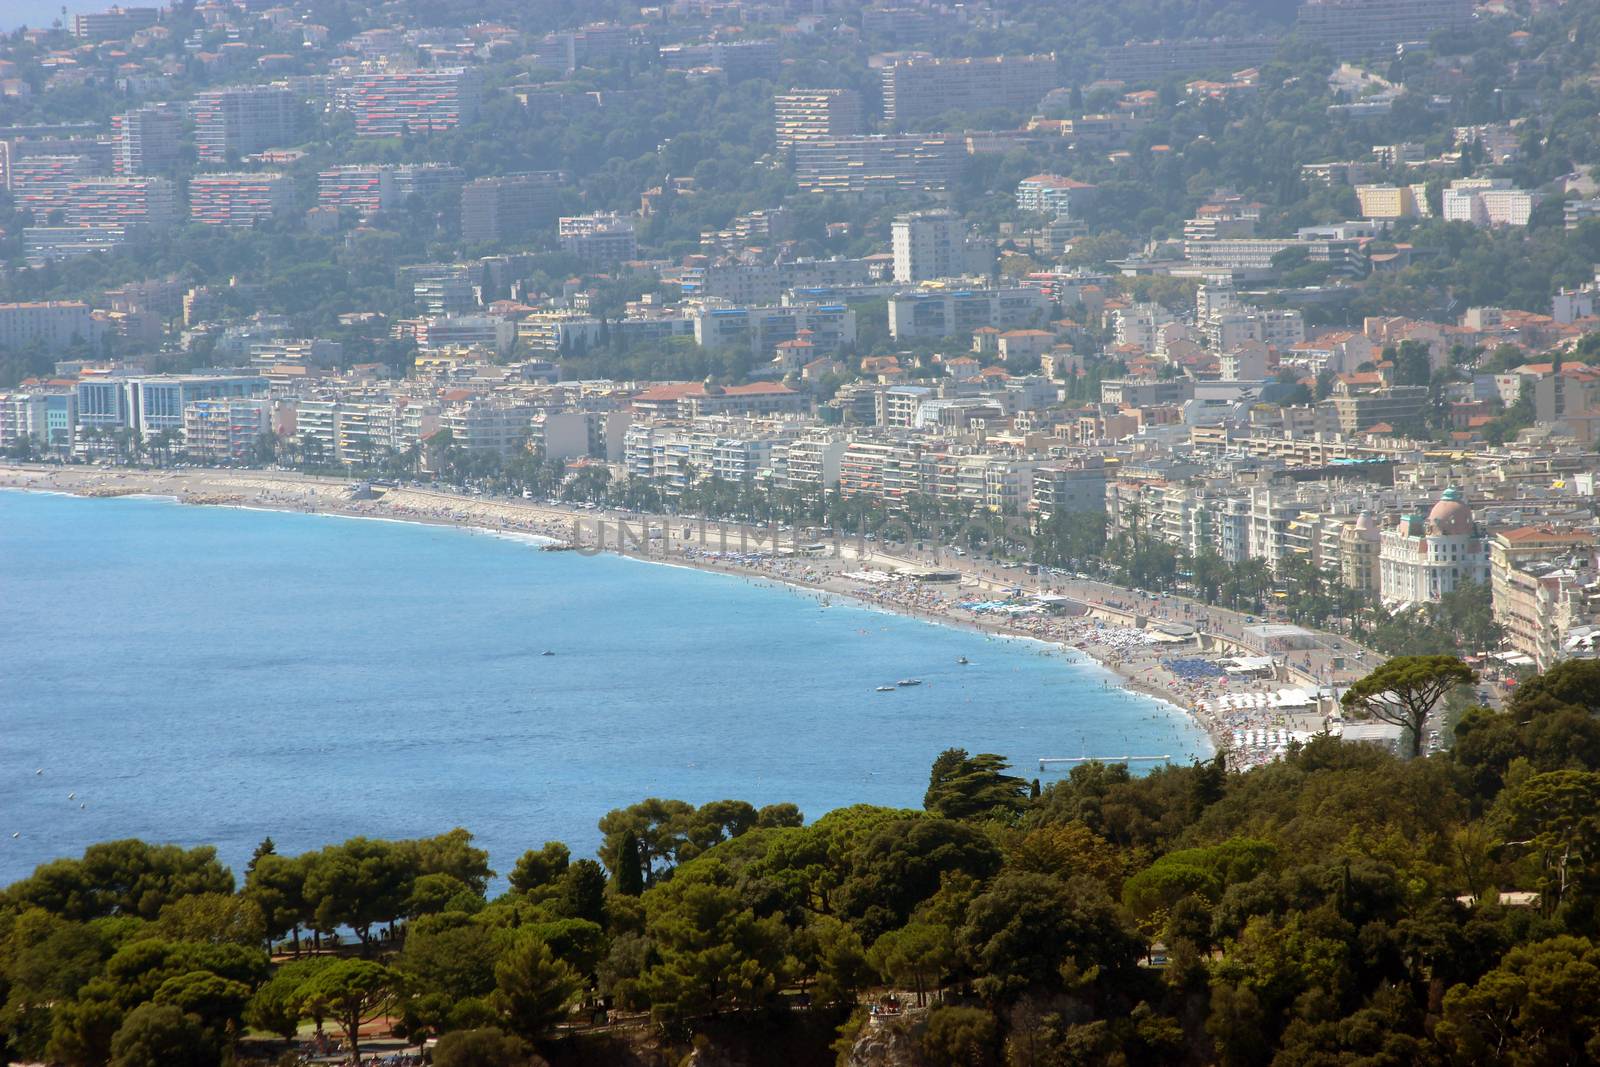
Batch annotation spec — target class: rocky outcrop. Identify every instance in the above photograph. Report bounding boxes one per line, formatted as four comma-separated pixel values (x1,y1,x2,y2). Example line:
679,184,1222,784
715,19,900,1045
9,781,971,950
843,1019,920,1067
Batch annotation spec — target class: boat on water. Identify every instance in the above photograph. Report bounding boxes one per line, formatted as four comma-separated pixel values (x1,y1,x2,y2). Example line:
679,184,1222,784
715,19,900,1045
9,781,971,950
897,678,922,687
876,685,896,692
957,657,970,665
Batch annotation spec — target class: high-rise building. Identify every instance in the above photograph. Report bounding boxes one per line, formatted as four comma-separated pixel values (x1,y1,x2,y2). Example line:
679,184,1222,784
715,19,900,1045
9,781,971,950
335,68,482,137
1296,0,1475,58
775,89,865,148
191,87,299,164
72,5,160,39
112,103,183,176
0,136,114,188
0,302,98,351
391,162,466,203
183,398,272,462
0,390,76,451
532,23,632,73
460,172,562,244
7,154,97,218
658,40,780,81
793,135,964,196
76,373,269,442
65,177,180,230
881,55,1057,129
892,209,968,283
400,263,478,315
1442,178,1537,228
188,172,294,228
317,164,398,214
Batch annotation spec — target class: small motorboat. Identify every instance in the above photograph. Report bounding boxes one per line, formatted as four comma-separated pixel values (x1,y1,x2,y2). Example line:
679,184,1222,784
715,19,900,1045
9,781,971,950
876,685,896,692
956,657,970,665
897,679,922,687
541,650,556,656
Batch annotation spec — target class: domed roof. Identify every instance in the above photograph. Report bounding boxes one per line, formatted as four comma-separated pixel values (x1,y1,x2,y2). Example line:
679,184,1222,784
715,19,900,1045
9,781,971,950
1426,487,1473,536
1353,510,1380,539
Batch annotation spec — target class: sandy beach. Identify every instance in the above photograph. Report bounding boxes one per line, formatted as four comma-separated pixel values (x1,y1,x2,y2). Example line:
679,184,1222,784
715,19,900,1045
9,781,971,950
0,463,1347,766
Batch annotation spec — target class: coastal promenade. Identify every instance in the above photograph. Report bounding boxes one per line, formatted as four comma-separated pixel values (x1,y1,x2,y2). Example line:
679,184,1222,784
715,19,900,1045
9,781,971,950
0,463,1382,762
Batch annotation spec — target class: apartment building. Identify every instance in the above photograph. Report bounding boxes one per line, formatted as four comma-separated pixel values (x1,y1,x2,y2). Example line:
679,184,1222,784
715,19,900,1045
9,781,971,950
892,209,973,283
1015,174,1095,219
532,23,633,74
413,315,514,354
112,103,182,176
72,5,160,39
1184,236,1365,276
192,87,299,164
531,410,628,463
391,163,466,203
1355,184,1430,220
1296,0,1474,58
778,435,847,492
75,373,268,444
248,339,343,372
335,68,483,137
182,398,272,462
187,173,294,228
1442,178,1537,228
880,55,1057,128
690,304,856,356
658,40,781,81
680,258,874,305
317,164,397,214
400,263,478,315
1328,384,1429,436
793,135,964,196
1491,526,1600,668
623,421,798,493
23,227,129,265
774,89,864,149
1112,303,1174,351
460,172,561,244
62,176,178,230
888,286,1050,340
440,400,536,455
558,213,637,267
293,398,396,465
0,301,99,351
1031,456,1108,518
1204,307,1305,352
0,390,76,450
8,154,98,218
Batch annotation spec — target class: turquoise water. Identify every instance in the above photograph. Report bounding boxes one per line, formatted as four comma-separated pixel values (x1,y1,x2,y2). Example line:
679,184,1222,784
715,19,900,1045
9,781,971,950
0,491,1209,884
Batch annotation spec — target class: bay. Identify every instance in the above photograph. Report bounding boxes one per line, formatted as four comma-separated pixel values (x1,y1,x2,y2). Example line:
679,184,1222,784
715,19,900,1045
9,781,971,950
0,490,1209,884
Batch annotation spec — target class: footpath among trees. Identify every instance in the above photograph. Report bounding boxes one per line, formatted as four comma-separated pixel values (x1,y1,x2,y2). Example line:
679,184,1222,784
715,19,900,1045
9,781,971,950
6,656,1600,1066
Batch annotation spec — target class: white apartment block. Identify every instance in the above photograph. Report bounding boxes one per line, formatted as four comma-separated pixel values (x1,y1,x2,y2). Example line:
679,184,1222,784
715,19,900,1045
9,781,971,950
892,209,975,283
1442,178,1537,227
0,301,98,351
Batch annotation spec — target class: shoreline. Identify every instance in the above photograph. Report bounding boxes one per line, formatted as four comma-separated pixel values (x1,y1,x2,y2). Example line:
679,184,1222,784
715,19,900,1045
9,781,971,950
0,464,1335,763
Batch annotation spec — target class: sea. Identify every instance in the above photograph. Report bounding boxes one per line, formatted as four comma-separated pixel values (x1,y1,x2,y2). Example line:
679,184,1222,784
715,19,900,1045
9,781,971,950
0,490,1210,885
